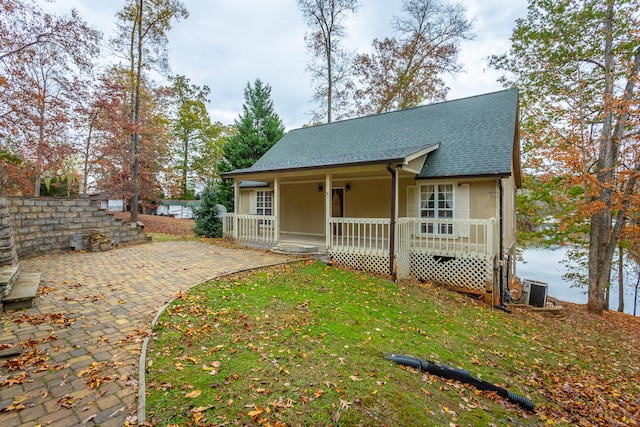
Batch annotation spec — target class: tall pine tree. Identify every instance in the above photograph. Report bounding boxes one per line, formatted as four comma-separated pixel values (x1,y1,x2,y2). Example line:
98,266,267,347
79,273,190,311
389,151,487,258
216,79,285,210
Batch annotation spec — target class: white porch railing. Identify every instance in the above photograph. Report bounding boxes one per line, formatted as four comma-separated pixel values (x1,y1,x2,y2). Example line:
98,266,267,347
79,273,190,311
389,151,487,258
223,214,497,259
223,214,234,238
329,217,390,255
399,217,497,259
223,214,277,245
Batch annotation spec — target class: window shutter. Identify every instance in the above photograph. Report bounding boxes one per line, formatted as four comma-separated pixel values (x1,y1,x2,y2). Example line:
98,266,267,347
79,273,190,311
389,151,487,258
250,191,257,215
456,184,470,238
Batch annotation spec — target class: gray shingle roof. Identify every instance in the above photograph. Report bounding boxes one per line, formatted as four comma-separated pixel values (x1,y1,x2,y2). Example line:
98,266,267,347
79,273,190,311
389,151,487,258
226,89,519,179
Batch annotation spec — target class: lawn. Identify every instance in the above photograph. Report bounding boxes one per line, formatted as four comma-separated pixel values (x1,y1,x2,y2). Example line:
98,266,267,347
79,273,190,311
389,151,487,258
144,261,640,426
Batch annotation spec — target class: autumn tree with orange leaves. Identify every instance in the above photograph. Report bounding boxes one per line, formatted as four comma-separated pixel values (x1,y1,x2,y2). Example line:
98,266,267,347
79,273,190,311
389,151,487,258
88,67,173,212
0,0,100,195
491,0,640,314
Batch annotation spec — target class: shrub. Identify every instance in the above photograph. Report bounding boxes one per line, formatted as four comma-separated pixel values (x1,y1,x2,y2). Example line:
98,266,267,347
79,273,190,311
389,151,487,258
193,182,222,238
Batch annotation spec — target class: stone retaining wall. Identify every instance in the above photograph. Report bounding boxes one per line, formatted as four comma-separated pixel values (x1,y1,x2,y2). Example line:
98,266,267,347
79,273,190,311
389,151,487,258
5,196,149,259
0,196,18,267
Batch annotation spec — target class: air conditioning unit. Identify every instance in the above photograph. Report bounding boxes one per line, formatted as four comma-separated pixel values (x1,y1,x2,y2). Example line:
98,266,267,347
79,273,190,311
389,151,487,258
514,279,548,307
528,280,548,307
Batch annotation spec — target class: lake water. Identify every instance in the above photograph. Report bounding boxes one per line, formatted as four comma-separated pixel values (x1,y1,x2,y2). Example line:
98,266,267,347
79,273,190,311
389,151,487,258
516,246,639,316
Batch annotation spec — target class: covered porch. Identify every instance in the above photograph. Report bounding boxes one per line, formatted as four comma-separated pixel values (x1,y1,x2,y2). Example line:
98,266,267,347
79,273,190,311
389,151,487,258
223,210,498,293
222,159,502,294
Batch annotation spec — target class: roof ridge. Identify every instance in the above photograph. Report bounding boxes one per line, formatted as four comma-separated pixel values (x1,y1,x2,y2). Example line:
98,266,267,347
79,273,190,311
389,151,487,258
291,88,518,132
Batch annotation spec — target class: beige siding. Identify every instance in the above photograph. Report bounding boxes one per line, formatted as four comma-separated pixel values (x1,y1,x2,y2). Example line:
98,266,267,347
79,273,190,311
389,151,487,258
467,180,500,219
502,174,518,250
398,177,414,217
280,183,325,234
239,190,251,214
340,178,391,218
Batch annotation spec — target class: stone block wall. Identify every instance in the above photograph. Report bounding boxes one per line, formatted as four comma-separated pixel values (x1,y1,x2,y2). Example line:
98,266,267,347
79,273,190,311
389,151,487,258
6,196,149,259
0,196,18,267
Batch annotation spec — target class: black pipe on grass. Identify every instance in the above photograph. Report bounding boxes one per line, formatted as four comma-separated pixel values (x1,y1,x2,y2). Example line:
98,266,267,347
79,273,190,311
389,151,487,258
385,353,534,411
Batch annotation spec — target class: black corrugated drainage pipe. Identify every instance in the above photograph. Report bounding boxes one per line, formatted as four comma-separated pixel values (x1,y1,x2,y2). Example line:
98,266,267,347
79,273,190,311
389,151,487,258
385,353,534,411
386,163,396,279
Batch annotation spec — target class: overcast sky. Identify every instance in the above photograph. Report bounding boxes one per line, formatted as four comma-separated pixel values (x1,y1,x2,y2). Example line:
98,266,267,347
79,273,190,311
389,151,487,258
43,0,528,130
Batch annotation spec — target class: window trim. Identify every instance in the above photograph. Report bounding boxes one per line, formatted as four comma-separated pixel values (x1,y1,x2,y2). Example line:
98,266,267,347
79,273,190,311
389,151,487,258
419,182,455,236
255,190,273,217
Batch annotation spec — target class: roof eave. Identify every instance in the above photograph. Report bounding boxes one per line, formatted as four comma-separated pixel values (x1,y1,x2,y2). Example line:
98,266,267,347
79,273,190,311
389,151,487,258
415,172,513,181
223,143,440,178
223,157,408,178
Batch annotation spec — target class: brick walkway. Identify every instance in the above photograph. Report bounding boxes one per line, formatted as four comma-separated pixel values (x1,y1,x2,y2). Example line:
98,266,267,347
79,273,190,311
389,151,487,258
0,241,291,426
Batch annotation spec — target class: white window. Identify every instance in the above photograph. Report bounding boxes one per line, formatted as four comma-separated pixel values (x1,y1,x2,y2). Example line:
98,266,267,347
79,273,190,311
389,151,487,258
256,190,273,216
420,183,454,235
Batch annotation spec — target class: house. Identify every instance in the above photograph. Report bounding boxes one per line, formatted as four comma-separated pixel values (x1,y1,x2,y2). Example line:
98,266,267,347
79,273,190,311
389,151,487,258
222,89,521,304
156,200,199,219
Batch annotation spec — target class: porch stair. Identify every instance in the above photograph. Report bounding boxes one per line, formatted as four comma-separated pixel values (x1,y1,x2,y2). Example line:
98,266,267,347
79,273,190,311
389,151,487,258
271,242,324,256
0,264,41,312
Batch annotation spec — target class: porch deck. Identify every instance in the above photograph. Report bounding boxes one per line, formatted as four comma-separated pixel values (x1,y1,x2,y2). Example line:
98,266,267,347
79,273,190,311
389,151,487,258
224,215,497,260
224,214,497,292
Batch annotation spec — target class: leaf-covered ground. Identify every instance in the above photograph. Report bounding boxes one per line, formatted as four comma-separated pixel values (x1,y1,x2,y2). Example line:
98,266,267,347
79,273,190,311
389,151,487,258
144,261,640,426
110,212,195,235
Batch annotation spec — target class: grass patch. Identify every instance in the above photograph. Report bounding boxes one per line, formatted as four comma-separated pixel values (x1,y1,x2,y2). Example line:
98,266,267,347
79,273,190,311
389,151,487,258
145,261,640,426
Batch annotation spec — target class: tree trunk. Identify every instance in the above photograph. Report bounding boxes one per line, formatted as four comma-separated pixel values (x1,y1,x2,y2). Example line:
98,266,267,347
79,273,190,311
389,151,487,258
587,1,616,314
618,246,625,312
588,214,611,313
182,137,188,198
326,36,332,123
130,0,143,222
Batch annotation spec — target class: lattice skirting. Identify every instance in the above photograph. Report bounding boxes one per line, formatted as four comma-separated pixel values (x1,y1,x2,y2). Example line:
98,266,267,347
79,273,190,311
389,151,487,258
329,250,494,293
411,253,493,292
329,251,390,276
396,252,411,279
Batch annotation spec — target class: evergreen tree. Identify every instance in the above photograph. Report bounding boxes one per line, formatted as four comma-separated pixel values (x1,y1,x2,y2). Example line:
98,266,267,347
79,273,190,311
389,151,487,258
216,79,285,210
193,181,222,238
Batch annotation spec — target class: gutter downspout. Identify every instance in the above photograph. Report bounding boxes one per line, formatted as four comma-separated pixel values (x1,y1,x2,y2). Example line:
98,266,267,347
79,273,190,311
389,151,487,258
386,163,397,279
498,178,505,305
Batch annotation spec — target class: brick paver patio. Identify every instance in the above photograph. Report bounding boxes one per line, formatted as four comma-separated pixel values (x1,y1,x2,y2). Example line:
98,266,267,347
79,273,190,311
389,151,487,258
0,241,291,426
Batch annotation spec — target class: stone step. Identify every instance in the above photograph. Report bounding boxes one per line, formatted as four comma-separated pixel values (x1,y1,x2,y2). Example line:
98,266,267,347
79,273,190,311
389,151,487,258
272,242,321,255
3,272,41,311
0,265,19,299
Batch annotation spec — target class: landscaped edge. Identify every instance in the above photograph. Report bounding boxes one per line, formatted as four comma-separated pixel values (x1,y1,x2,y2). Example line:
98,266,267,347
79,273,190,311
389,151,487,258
136,260,300,424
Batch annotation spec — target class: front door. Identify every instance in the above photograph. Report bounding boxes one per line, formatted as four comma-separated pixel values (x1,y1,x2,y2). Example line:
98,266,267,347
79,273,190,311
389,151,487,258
332,188,344,236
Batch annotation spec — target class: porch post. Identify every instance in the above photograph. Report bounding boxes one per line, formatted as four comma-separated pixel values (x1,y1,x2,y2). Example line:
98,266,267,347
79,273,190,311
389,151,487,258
274,177,280,242
233,179,240,239
325,174,332,249
386,163,398,278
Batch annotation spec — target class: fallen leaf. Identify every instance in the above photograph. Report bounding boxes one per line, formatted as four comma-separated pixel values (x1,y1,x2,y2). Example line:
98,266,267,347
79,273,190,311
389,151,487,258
185,390,201,399
190,404,213,413
340,399,352,410
2,397,27,412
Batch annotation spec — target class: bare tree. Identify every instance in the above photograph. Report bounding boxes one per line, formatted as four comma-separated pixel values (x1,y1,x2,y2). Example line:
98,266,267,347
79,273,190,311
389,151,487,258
297,0,359,123
353,0,473,115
